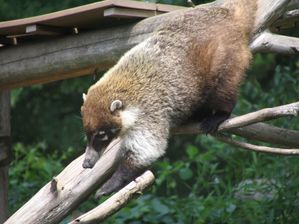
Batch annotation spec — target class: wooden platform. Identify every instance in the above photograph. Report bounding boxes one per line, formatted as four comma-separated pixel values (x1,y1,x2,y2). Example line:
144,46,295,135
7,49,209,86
0,0,183,47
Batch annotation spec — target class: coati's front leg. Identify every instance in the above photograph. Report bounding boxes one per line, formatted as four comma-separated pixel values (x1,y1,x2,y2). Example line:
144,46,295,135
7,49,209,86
96,128,167,198
95,155,146,198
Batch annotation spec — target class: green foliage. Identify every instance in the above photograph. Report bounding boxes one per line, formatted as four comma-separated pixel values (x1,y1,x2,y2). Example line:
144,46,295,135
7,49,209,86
3,0,299,223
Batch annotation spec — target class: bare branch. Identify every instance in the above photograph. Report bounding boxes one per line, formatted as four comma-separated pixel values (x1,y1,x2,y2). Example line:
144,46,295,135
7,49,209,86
219,102,299,130
175,102,299,134
70,171,155,224
272,9,299,30
250,31,299,54
173,102,299,148
215,134,299,155
174,121,299,148
229,123,299,148
253,0,291,35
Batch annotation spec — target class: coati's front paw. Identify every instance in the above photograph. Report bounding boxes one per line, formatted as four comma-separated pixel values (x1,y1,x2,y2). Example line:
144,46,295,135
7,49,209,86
95,188,109,199
94,177,127,199
95,162,146,199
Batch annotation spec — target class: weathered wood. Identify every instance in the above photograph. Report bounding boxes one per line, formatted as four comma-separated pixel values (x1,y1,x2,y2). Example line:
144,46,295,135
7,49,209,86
0,0,295,90
4,139,123,224
0,20,154,90
251,31,299,54
0,91,10,224
70,171,155,224
0,166,9,224
254,0,291,35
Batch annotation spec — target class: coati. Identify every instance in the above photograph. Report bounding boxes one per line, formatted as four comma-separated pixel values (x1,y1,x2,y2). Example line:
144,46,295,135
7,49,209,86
81,0,257,196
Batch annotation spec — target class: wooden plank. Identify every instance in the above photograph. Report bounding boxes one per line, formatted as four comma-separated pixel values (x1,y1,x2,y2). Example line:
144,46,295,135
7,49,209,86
0,91,10,224
26,24,70,35
0,0,184,36
0,37,17,45
104,7,160,18
0,9,172,89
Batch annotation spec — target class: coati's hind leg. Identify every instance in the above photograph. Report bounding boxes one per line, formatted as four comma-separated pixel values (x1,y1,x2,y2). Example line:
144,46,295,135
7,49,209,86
199,85,237,134
200,111,231,134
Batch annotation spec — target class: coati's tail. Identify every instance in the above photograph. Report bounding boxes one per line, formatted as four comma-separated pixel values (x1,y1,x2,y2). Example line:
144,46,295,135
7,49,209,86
217,0,258,35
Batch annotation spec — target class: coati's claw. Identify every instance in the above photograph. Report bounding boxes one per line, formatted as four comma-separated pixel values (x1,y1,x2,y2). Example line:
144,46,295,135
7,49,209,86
95,189,108,199
200,117,221,134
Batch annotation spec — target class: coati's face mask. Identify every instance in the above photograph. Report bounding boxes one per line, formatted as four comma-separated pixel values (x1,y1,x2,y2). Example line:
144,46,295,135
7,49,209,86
81,95,123,169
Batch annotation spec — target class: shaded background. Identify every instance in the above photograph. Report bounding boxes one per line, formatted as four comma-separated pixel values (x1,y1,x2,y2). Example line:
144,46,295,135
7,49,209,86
2,0,299,223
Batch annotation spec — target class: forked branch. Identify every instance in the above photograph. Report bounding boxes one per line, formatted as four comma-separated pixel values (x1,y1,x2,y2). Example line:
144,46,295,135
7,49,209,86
174,101,299,153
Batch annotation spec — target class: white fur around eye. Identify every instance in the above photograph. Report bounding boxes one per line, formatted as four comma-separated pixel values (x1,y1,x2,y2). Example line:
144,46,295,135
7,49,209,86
99,134,108,141
110,100,123,113
96,131,108,141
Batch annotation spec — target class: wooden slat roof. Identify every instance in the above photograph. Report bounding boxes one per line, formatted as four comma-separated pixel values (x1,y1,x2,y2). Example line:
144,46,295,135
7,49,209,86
0,0,184,47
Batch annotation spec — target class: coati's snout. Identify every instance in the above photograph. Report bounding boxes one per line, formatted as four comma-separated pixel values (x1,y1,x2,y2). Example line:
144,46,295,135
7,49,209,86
81,97,124,169
82,145,100,169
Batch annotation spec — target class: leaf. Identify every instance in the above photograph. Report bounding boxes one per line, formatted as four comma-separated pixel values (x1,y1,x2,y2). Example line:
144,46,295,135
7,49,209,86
186,145,198,159
179,167,193,180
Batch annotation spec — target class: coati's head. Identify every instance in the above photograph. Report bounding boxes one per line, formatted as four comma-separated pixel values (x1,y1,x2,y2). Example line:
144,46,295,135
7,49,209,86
81,87,139,169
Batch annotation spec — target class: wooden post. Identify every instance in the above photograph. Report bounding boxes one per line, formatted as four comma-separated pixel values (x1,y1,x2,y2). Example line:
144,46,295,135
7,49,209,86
0,91,11,224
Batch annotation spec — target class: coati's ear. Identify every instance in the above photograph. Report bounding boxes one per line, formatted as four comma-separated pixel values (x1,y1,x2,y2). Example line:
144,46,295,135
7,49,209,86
110,100,123,113
82,93,87,102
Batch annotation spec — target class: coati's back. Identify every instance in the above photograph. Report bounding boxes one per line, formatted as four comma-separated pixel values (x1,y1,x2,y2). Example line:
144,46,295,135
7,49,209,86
86,0,257,126
81,0,258,196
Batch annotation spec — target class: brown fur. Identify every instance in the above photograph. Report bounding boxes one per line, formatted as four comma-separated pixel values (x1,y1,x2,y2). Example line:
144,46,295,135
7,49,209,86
81,0,258,196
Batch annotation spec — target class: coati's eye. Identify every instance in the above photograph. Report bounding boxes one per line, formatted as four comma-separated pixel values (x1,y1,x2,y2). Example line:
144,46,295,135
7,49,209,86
95,131,109,141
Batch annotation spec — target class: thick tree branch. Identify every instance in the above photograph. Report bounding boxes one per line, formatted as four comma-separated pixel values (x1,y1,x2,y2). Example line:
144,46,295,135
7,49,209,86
70,171,155,224
228,123,299,148
273,9,299,30
253,0,291,35
250,31,299,54
250,0,299,54
218,102,299,130
174,102,299,147
174,121,299,148
5,139,123,224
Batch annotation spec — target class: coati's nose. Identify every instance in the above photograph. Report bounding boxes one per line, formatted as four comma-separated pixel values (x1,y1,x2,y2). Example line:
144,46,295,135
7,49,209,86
82,159,94,169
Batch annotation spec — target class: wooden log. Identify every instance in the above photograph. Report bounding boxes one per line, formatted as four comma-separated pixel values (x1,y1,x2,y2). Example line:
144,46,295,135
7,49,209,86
4,139,123,224
0,91,10,224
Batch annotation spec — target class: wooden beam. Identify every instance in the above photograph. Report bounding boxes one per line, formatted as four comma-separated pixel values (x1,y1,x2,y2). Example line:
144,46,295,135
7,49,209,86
0,91,10,224
104,7,160,18
0,37,17,46
0,15,160,89
25,24,71,35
